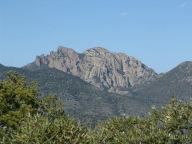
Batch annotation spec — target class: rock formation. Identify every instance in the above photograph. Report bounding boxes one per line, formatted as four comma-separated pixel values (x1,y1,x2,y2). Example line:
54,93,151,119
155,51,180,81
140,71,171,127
26,46,157,94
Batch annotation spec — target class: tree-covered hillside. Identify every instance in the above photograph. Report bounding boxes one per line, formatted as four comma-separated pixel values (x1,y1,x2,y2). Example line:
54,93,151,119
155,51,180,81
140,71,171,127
1,72,192,143
1,61,192,127
0,65,151,127
132,61,192,107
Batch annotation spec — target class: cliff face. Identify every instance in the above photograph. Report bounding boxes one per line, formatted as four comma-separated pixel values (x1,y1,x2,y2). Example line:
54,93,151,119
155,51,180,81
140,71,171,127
27,47,157,94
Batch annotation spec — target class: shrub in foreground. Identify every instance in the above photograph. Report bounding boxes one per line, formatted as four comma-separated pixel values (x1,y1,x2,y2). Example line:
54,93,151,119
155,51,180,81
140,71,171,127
0,72,91,143
92,99,192,143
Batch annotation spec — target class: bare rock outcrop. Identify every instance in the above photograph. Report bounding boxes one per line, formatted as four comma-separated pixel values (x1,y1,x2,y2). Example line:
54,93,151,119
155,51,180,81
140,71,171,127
27,46,157,94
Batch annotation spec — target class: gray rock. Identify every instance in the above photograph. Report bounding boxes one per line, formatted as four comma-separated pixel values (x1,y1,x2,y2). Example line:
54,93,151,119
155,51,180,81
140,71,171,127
27,46,157,94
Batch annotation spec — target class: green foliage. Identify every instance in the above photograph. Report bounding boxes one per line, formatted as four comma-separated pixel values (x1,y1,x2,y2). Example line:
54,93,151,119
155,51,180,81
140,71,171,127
0,71,39,129
1,71,192,143
0,72,91,143
151,98,192,143
39,95,65,120
11,114,90,144
91,98,192,143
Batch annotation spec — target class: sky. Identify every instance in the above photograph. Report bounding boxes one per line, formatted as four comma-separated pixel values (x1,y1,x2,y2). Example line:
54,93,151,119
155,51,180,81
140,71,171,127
0,0,192,73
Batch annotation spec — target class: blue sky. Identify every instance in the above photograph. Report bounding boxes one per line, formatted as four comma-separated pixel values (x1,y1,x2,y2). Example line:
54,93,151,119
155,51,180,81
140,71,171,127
0,0,192,73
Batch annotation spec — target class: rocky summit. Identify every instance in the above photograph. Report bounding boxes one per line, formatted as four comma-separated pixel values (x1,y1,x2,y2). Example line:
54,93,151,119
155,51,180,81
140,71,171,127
26,47,157,94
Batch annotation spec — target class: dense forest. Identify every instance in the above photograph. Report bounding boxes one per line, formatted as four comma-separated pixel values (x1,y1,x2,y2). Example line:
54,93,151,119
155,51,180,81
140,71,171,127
1,72,192,143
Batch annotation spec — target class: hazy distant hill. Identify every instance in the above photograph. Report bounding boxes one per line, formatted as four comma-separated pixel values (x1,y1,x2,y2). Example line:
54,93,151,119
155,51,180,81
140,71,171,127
131,61,192,106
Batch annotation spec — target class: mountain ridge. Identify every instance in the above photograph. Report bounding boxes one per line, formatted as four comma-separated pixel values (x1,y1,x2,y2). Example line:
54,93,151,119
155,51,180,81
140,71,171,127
0,64,151,127
25,46,157,95
131,61,192,106
1,51,192,126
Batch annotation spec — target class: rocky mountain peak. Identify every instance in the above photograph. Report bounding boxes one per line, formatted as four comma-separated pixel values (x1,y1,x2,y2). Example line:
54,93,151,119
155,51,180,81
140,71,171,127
57,46,77,55
26,46,157,95
85,47,110,57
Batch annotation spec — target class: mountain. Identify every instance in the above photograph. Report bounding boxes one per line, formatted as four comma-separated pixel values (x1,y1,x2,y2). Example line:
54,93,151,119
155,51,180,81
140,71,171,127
131,61,192,106
0,64,151,127
25,47,157,95
1,47,192,127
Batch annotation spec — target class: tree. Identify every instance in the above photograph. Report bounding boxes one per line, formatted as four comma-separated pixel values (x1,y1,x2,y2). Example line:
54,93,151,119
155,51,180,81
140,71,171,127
92,98,192,143
11,113,91,144
0,71,39,129
0,72,91,143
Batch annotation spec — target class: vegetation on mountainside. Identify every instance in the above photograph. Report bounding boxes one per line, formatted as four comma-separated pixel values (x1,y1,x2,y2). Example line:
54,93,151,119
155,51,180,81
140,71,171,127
1,72,192,143
0,65,150,127
0,72,90,143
